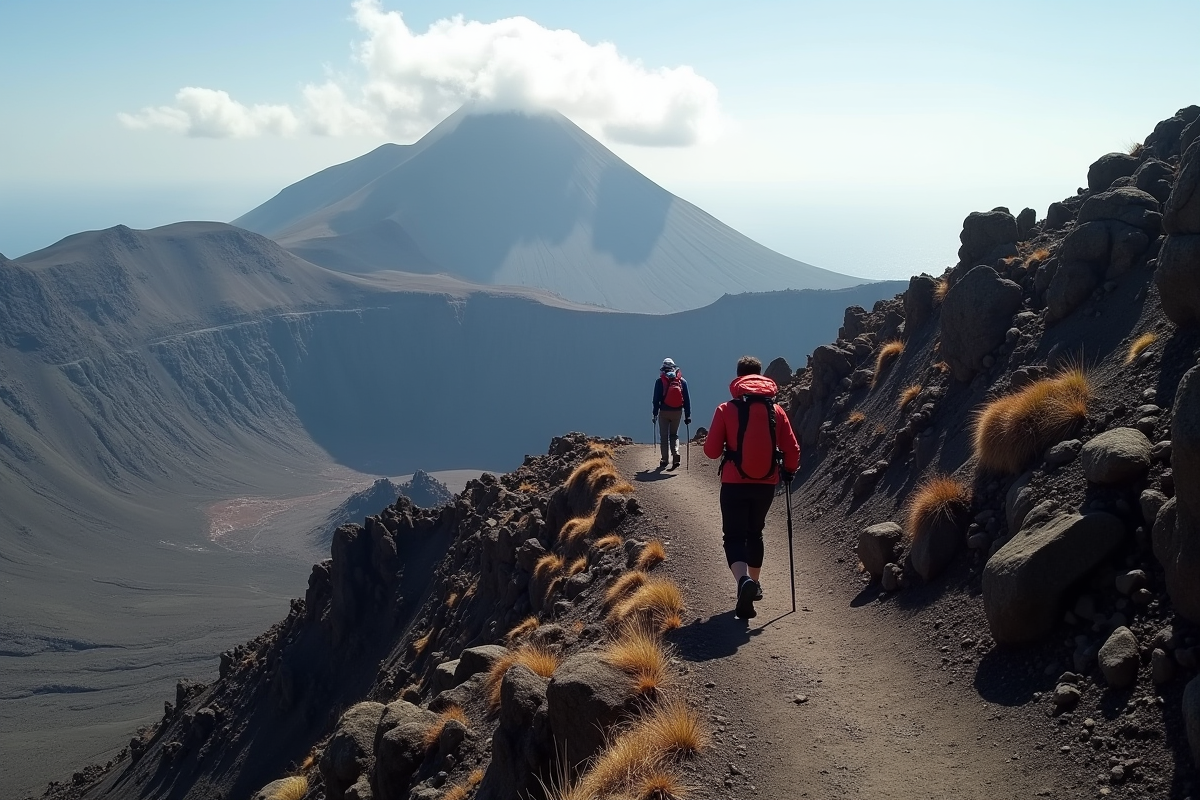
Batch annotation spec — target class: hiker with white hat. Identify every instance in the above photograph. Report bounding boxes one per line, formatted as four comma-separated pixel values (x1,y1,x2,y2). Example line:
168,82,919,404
651,357,691,469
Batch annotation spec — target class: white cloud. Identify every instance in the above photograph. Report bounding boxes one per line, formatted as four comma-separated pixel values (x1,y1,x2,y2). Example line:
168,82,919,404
119,88,298,138
119,1,721,147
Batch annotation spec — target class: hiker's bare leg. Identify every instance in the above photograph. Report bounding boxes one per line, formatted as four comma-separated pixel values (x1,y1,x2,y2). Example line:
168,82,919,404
749,566,761,581
730,561,749,581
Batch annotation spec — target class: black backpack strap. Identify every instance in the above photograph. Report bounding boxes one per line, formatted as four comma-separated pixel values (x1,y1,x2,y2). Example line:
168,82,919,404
721,395,779,481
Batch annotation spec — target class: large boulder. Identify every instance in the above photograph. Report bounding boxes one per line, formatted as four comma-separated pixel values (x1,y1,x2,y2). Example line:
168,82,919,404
1165,138,1200,235
1098,626,1140,689
1155,234,1200,327
1046,260,1102,323
455,644,510,682
1134,159,1175,204
909,514,965,582
764,357,793,387
940,266,1023,381
1080,428,1152,484
858,522,903,580
1077,187,1162,232
477,664,552,800
904,274,939,335
983,513,1126,644
545,653,636,768
319,702,385,800
1087,152,1141,193
1153,366,1200,622
373,701,439,800
1016,207,1037,240
1186,677,1200,768
957,210,1018,269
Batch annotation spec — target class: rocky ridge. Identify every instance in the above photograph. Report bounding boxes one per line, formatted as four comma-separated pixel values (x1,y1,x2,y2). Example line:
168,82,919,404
774,105,1200,796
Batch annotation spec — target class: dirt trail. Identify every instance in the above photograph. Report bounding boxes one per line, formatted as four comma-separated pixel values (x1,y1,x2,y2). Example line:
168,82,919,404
618,444,1071,799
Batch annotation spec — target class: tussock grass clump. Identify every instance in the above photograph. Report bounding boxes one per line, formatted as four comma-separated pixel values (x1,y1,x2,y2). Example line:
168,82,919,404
1027,247,1051,266
904,475,972,543
592,533,623,551
872,341,905,387
565,697,708,800
411,631,434,657
604,623,672,696
560,514,597,546
933,277,950,304
445,591,459,609
442,769,484,800
518,481,541,494
423,705,469,751
1126,332,1157,365
568,457,631,499
604,570,648,610
898,384,922,412
485,646,561,709
507,615,540,644
972,367,1091,474
568,556,589,576
848,410,865,426
609,577,685,632
587,441,616,459
636,540,668,571
535,553,565,582
264,776,308,800
635,771,687,800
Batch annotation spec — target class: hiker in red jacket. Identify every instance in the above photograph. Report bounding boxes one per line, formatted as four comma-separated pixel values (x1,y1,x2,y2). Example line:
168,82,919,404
703,355,801,620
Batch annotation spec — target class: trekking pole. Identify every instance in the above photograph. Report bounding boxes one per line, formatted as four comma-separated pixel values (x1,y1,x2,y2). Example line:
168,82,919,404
785,477,796,613
685,421,690,471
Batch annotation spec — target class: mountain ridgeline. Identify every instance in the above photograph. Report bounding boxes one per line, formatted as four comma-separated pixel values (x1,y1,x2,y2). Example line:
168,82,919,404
234,109,862,313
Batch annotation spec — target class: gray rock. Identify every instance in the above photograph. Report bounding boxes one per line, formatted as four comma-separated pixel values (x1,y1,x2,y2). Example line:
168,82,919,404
1080,428,1152,484
983,513,1125,644
1153,366,1200,623
1155,234,1200,327
968,533,991,550
1151,440,1173,464
1046,201,1074,229
430,673,484,713
909,513,964,582
1016,207,1037,240
1114,570,1147,596
1134,158,1176,204
1098,627,1140,688
456,645,511,682
1053,682,1081,713
1152,648,1176,685
764,357,793,387
1078,187,1162,231
478,664,552,800
1088,152,1141,193
1046,260,1101,324
1059,221,1110,264
857,522,903,580
1045,439,1082,467
957,210,1018,267
1165,138,1200,234
319,702,385,800
546,653,636,768
373,701,439,800
852,468,882,500
940,266,1023,382
1140,489,1168,529
1005,471,1037,533
1185,677,1200,768
881,563,901,592
432,660,461,694
904,274,939,334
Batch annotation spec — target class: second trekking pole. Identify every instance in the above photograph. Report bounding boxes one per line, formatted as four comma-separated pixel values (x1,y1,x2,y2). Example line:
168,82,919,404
685,420,690,470
785,477,796,613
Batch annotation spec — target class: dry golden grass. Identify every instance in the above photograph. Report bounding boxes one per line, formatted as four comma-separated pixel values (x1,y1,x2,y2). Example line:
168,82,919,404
535,553,565,582
592,533,623,551
905,475,971,543
636,540,668,571
299,750,316,771
609,577,685,632
568,556,589,576
560,514,597,546
1126,332,1157,365
423,705,470,751
544,576,564,602
972,367,1091,474
1127,140,1145,156
507,615,540,643
604,570,648,610
872,341,905,387
411,631,434,657
933,277,950,304
518,481,541,494
604,624,672,696
898,384,922,412
485,646,561,709
1027,247,1051,266
566,697,708,800
933,360,950,374
848,410,865,426
445,591,459,609
265,775,309,800
441,768,484,800
636,770,687,800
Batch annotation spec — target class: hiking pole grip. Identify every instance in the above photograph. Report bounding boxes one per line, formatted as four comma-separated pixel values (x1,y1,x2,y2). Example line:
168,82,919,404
785,480,796,613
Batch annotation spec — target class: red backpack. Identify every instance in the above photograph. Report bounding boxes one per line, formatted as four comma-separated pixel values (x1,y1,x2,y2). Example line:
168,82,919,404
660,370,685,408
723,394,782,480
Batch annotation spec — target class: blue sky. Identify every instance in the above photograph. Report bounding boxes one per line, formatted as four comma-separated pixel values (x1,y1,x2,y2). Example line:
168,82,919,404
2,0,1198,278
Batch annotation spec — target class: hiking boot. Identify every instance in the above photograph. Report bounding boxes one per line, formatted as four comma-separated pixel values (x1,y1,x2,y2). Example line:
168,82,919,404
735,576,758,620
659,459,668,468
754,581,764,601
672,455,681,468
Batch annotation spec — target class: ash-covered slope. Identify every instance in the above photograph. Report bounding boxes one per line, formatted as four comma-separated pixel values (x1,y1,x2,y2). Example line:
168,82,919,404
770,104,1200,793
234,108,863,313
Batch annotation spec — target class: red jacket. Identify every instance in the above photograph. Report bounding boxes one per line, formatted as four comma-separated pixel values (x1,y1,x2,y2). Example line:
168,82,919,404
703,375,801,485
